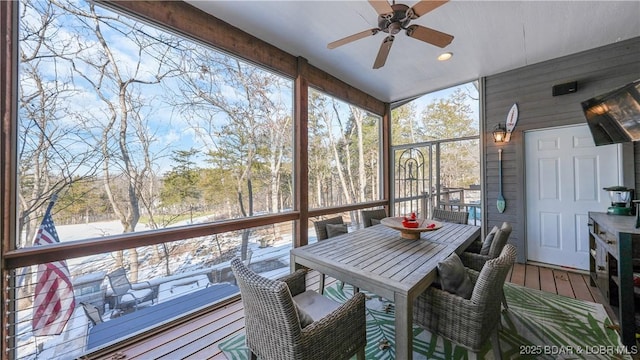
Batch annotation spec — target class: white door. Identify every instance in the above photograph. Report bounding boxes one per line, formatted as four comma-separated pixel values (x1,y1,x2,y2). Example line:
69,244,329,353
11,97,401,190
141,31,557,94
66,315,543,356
525,124,622,270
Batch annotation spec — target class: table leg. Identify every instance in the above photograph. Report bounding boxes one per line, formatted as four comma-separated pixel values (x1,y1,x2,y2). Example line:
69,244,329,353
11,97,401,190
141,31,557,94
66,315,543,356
394,292,412,360
318,274,325,294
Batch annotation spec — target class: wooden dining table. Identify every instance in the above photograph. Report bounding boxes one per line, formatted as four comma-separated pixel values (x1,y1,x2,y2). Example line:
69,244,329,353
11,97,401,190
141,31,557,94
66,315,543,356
290,221,481,360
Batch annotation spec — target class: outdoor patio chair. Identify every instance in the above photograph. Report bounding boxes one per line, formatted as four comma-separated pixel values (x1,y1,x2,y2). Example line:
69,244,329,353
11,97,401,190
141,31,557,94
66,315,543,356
361,208,387,228
313,216,357,294
431,208,469,224
314,216,346,241
460,221,512,309
314,216,342,292
106,268,155,312
230,257,366,360
413,244,517,360
80,302,103,327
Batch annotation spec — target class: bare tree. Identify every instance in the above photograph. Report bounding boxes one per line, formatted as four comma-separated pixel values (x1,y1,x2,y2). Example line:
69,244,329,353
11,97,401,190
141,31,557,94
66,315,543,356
260,101,292,213
309,95,357,206
308,91,382,209
18,0,101,246
172,50,292,260
350,106,367,203
307,92,331,207
49,0,179,280
17,0,105,302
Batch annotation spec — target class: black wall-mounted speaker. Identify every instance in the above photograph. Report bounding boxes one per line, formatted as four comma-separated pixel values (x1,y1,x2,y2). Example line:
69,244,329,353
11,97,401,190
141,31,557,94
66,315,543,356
552,81,578,96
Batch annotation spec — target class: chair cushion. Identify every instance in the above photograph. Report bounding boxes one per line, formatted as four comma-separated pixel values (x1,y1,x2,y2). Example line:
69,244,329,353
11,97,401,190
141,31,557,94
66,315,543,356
293,301,314,328
120,288,153,304
314,216,344,241
437,253,473,299
293,290,341,322
326,223,348,238
480,226,499,255
488,222,513,259
361,209,387,227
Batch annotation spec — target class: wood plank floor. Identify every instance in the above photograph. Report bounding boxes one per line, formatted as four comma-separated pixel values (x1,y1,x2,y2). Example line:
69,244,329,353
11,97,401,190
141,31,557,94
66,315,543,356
506,263,615,320
507,263,601,303
93,264,610,360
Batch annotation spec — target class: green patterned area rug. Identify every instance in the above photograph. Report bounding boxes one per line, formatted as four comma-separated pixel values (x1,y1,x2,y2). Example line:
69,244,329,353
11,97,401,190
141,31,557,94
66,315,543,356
219,283,631,359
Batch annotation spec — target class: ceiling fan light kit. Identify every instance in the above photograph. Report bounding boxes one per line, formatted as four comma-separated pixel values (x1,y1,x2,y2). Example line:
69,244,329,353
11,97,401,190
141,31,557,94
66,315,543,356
437,52,453,61
328,0,454,69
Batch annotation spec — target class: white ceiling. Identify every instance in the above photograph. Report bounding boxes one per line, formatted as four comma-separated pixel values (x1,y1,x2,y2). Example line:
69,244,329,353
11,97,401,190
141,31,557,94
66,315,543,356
186,1,640,104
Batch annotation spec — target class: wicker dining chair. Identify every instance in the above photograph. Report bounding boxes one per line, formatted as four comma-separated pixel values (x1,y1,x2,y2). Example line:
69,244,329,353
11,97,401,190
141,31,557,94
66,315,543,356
413,244,517,360
360,208,387,228
313,216,346,241
431,208,469,224
313,216,356,294
460,221,512,309
230,258,366,360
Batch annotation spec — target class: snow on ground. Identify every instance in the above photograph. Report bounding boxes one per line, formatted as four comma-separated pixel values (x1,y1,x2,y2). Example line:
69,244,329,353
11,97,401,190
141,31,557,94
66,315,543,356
56,220,126,242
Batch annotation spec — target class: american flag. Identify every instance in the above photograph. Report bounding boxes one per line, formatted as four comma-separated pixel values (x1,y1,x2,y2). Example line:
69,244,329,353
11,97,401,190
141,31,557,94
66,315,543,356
31,198,76,336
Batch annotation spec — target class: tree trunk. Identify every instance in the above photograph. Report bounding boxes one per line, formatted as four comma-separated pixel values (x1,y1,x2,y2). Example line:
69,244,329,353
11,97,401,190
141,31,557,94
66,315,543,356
371,155,377,200
162,243,171,276
355,109,366,202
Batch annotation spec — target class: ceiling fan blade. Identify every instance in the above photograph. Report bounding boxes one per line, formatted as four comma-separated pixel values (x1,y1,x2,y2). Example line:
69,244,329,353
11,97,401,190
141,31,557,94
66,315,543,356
373,36,394,69
410,0,449,19
368,0,393,16
328,28,380,49
406,24,453,48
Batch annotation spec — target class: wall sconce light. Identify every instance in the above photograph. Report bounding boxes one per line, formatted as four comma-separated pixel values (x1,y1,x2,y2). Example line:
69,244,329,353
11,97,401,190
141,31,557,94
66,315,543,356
493,123,507,143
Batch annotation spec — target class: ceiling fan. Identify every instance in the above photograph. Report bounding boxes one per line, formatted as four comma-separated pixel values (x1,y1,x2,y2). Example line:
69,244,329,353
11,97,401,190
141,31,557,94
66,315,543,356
327,0,454,69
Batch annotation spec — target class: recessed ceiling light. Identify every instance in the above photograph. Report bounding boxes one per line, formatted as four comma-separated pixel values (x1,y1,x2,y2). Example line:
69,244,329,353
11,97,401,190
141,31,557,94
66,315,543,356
438,52,453,61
